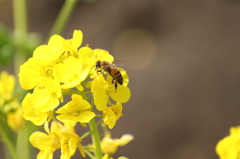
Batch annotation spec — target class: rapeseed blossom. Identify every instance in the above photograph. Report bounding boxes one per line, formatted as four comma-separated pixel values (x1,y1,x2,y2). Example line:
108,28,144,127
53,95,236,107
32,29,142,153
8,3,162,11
103,102,122,129
0,71,24,131
19,30,132,159
101,132,133,154
0,71,15,102
102,154,128,159
7,106,24,132
216,126,240,159
56,94,95,123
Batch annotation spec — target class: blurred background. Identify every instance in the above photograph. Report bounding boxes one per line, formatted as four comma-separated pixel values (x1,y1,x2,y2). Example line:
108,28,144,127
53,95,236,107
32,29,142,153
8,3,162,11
1,0,240,158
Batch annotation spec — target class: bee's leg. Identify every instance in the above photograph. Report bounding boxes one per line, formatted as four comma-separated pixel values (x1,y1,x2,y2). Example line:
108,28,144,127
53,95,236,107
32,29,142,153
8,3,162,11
112,79,118,93
97,68,108,75
96,70,102,75
114,83,118,93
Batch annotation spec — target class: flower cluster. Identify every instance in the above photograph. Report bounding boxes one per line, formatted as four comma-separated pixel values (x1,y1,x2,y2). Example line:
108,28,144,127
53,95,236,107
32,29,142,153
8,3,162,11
18,30,132,159
216,126,240,159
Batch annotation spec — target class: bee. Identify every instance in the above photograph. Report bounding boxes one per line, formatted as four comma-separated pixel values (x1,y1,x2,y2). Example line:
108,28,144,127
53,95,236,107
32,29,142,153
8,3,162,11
95,60,125,92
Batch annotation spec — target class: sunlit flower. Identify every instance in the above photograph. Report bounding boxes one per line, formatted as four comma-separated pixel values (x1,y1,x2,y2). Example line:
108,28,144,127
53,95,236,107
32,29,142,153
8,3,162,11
65,30,83,57
7,105,25,132
30,122,62,159
56,94,95,123
63,121,77,134
53,56,89,90
101,133,134,154
103,102,123,129
18,58,47,90
93,49,114,62
60,132,86,159
22,93,50,125
216,126,240,159
0,71,19,115
78,46,95,71
102,154,128,159
0,71,15,102
91,73,130,111
32,77,62,112
30,132,57,159
18,29,132,159
33,34,66,67
117,157,128,159
102,154,113,159
30,121,79,159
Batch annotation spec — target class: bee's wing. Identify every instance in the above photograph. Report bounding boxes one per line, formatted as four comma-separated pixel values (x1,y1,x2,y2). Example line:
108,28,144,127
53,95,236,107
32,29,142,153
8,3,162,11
112,60,129,67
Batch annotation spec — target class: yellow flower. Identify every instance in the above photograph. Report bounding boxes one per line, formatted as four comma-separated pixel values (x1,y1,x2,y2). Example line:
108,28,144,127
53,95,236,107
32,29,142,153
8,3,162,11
18,29,133,159
65,30,83,57
33,35,66,67
30,131,57,159
18,58,47,90
63,121,77,134
93,49,114,62
0,71,20,115
7,105,25,132
91,74,130,111
102,154,113,159
101,133,134,154
60,132,86,159
53,56,89,90
22,93,50,125
32,77,62,112
30,121,81,159
78,46,95,71
216,126,240,159
0,71,15,102
56,94,95,123
103,102,122,129
102,154,128,159
30,121,67,159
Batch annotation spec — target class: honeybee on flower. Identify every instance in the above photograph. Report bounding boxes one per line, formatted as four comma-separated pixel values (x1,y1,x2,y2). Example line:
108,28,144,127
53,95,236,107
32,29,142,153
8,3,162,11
18,30,132,159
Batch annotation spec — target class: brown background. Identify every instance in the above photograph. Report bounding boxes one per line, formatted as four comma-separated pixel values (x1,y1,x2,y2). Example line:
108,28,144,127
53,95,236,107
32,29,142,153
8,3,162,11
1,0,240,159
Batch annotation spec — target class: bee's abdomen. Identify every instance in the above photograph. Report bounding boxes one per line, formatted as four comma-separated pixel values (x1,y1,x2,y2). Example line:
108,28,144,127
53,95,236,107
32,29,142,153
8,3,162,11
115,72,123,85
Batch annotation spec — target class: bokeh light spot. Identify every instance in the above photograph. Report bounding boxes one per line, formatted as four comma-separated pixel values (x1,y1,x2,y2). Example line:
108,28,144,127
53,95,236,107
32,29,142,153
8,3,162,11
113,28,156,71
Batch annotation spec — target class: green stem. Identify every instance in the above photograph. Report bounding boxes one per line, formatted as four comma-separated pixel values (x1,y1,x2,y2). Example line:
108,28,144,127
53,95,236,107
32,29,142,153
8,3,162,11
16,122,36,159
13,1,30,159
0,121,20,159
48,0,78,38
89,118,103,159
81,131,93,139
13,0,28,76
96,118,103,126
84,149,95,159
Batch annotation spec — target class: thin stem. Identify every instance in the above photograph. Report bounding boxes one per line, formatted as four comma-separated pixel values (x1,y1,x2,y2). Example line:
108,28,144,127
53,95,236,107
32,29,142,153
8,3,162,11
96,118,103,126
101,122,108,135
13,0,28,76
89,118,103,159
84,149,95,159
95,115,104,118
81,131,93,139
0,121,20,159
16,122,36,159
13,1,30,159
48,0,78,38
83,146,94,149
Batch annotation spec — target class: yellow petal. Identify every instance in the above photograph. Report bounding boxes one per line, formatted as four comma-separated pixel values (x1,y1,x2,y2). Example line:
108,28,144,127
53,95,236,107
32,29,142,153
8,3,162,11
72,30,83,49
110,85,131,103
